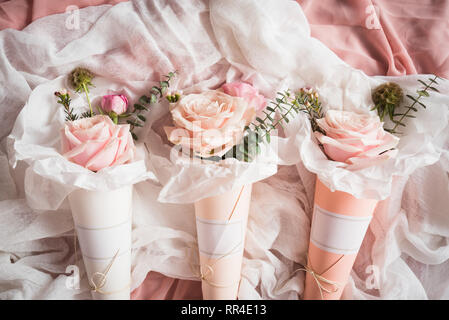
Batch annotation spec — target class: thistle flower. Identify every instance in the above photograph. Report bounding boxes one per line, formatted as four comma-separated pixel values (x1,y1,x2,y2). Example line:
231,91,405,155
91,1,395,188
70,67,94,93
371,82,403,122
69,67,95,117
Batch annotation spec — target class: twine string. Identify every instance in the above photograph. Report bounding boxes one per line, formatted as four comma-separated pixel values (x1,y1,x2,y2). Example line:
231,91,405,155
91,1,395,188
297,255,344,300
190,185,246,288
89,249,120,294
72,222,130,296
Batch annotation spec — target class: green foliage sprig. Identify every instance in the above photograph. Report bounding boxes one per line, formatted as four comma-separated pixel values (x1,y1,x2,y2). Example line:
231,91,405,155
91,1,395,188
372,76,442,134
55,90,78,121
126,71,177,140
223,87,324,162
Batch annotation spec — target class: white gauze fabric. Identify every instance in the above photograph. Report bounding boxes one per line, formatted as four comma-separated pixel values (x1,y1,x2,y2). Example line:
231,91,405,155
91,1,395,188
0,0,448,301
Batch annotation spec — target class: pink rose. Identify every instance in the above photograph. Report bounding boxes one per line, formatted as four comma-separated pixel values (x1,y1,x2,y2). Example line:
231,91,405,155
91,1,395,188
61,115,135,171
222,82,266,111
101,94,129,115
315,110,399,168
164,90,256,157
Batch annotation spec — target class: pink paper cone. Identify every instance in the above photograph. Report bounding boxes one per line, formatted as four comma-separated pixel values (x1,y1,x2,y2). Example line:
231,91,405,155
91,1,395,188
194,184,252,300
303,177,378,300
68,185,132,300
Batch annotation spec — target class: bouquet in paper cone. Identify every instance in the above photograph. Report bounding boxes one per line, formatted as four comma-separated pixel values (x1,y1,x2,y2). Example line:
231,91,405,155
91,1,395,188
55,70,141,300
144,76,309,299
8,67,155,300
288,78,444,300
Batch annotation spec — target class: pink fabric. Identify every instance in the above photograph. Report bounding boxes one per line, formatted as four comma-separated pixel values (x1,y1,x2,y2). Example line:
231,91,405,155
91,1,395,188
1,0,448,300
0,0,127,30
299,0,449,78
131,272,202,300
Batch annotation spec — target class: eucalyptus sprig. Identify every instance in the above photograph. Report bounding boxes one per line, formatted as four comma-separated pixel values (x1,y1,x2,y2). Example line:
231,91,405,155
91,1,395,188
55,90,78,121
126,71,177,140
69,67,95,117
224,87,324,162
372,76,442,134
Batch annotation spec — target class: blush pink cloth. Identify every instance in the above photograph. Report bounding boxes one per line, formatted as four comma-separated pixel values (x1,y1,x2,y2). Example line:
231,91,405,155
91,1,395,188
0,0,127,30
299,0,449,78
1,0,448,300
131,272,202,300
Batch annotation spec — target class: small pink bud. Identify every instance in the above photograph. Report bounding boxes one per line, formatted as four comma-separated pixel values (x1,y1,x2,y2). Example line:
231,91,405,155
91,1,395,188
101,94,128,115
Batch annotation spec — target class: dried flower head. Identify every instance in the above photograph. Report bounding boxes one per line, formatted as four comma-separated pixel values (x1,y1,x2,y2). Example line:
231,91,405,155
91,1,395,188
69,67,94,93
372,82,403,122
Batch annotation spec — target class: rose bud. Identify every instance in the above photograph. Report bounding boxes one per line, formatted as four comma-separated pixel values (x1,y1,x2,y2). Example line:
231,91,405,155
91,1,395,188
101,94,129,115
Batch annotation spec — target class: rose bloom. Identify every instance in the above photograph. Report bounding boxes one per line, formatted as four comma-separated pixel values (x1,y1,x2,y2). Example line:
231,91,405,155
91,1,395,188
315,110,399,169
222,82,266,111
61,115,135,171
164,90,256,157
101,94,129,115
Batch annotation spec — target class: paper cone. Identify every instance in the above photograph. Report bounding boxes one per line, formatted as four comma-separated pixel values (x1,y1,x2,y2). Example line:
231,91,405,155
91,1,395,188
68,185,133,300
303,177,378,300
194,184,252,300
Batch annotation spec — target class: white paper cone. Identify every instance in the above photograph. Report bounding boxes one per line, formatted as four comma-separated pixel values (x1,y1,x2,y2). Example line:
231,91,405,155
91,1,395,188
68,185,132,300
194,184,252,300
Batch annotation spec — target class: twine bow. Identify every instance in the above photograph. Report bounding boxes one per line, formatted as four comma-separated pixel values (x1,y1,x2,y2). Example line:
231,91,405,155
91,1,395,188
89,250,120,294
73,232,130,296
298,255,344,300
297,265,341,300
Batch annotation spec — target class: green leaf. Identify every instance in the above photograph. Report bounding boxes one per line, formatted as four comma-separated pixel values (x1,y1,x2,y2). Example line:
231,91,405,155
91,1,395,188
430,86,440,92
417,90,429,97
428,77,438,84
265,132,271,143
138,115,146,121
406,94,420,103
151,86,161,95
266,107,276,112
393,121,406,127
150,94,158,104
256,117,265,124
140,96,150,104
131,132,138,141
134,103,148,111
417,79,428,87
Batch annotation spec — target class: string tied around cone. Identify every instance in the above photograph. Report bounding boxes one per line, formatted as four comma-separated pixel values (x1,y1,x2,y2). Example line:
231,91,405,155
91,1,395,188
298,265,341,300
188,240,243,289
88,249,132,295
89,249,118,294
299,254,344,300
189,185,246,289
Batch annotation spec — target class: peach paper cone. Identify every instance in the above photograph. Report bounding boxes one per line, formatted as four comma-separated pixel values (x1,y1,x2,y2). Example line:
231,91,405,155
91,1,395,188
303,177,378,300
68,185,132,300
194,184,252,300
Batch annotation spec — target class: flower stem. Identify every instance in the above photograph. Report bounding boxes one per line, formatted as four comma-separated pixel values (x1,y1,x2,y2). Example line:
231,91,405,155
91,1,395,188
82,83,93,116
